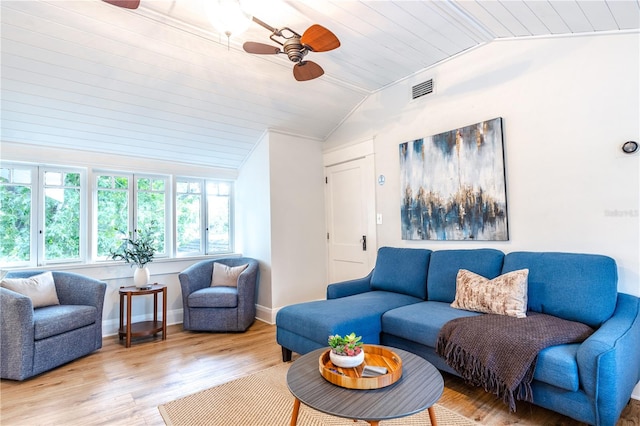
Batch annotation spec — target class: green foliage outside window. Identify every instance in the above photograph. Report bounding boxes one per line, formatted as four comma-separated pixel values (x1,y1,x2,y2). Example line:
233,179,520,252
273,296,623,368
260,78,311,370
43,171,81,260
0,183,32,263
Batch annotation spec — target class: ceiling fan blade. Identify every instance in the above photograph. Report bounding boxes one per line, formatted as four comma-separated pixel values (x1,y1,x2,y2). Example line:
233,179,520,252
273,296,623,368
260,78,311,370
293,61,324,81
243,42,281,55
102,0,140,9
300,24,340,52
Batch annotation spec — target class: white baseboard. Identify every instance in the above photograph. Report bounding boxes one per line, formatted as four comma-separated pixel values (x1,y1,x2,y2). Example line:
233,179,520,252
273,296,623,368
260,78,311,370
256,304,278,325
633,382,640,400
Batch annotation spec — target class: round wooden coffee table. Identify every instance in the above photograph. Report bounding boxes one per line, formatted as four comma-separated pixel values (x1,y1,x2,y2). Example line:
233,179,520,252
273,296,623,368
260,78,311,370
287,346,444,426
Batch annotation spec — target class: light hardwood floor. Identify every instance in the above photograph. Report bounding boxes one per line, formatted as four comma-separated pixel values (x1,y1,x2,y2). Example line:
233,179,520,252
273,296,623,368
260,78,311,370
1,321,638,425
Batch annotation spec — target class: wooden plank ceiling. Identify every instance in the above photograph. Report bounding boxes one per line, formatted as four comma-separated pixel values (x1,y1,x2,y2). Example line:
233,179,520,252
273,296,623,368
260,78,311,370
1,0,638,170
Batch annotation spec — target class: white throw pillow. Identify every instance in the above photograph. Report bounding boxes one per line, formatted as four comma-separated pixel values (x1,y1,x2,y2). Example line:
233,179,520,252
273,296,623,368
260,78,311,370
451,269,529,318
1,271,60,308
210,263,249,287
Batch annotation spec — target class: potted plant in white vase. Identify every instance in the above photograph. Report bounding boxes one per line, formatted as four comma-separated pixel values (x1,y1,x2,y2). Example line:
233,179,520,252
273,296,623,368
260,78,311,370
328,332,365,368
109,227,156,288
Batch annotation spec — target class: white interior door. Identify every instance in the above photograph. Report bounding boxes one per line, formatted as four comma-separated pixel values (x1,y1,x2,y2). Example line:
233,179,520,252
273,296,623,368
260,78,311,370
325,155,376,283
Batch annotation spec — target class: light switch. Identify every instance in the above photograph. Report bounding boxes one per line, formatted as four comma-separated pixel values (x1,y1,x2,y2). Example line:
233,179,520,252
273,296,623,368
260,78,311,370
376,213,383,225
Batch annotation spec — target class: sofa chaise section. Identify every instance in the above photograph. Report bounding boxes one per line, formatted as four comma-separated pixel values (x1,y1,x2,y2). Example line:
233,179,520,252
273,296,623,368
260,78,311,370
276,247,431,361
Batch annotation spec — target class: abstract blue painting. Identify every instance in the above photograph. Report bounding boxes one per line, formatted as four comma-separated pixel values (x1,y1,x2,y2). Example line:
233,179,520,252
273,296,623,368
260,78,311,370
400,117,508,241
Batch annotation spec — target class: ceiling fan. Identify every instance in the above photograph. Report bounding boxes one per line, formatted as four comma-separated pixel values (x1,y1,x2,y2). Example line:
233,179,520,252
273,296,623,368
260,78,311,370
101,1,340,81
102,0,139,9
243,17,340,82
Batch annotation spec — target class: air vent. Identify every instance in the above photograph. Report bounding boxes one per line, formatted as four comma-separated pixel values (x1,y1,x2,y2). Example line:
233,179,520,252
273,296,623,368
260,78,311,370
412,79,433,100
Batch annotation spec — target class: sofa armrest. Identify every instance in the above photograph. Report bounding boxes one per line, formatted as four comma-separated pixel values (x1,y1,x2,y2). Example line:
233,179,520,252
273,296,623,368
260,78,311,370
1,288,36,380
236,260,259,311
326,271,373,299
53,272,107,310
179,262,214,297
576,293,640,425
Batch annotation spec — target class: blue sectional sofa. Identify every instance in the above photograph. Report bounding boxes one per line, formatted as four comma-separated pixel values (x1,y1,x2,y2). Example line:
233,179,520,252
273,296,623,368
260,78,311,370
276,247,640,426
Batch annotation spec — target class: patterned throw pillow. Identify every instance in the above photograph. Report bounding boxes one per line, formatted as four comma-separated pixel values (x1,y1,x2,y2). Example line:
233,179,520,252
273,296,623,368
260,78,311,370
210,263,249,287
451,269,529,318
1,271,60,308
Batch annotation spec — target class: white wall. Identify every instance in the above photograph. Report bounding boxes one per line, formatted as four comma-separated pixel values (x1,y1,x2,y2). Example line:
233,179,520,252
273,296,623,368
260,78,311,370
236,131,328,322
325,32,640,297
236,133,273,311
268,132,327,309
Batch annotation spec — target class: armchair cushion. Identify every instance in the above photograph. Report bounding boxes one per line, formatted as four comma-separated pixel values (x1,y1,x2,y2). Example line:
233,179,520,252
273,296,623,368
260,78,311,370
189,287,238,308
211,262,248,287
33,305,97,340
2,272,60,308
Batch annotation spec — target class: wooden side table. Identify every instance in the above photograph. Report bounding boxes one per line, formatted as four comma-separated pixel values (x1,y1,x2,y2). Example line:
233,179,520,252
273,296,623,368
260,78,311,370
118,284,167,348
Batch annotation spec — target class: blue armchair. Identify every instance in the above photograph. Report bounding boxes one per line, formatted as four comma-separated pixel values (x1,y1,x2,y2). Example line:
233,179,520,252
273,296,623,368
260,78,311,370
179,257,259,332
1,271,107,380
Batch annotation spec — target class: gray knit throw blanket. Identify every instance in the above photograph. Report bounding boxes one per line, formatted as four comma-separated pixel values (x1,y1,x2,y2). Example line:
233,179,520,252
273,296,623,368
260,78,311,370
436,312,594,411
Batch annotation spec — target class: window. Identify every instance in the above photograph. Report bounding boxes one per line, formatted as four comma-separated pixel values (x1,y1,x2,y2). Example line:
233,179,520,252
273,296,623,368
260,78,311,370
176,178,232,255
0,165,35,266
207,181,232,253
96,173,169,260
1,164,84,267
42,169,83,262
1,161,233,267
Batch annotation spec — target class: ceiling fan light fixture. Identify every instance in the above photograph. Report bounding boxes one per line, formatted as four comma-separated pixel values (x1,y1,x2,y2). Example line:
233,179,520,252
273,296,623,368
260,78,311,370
205,0,253,38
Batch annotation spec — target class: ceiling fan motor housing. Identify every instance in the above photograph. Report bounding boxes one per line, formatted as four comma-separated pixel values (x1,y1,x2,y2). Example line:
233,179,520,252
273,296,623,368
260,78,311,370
283,38,307,62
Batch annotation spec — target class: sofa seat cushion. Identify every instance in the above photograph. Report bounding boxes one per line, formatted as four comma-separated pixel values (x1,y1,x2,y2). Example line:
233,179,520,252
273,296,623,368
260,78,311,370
276,291,422,346
533,343,581,392
189,287,238,308
382,301,481,347
33,305,97,340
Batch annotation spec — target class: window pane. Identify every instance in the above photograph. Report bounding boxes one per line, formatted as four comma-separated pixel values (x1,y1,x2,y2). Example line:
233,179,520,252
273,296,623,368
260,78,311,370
97,176,112,188
64,173,80,186
115,176,128,189
13,169,31,184
137,178,150,191
0,183,32,263
137,191,165,254
207,190,230,253
176,179,203,254
44,187,80,261
176,193,201,253
152,179,164,191
136,176,166,255
44,171,62,186
97,186,129,258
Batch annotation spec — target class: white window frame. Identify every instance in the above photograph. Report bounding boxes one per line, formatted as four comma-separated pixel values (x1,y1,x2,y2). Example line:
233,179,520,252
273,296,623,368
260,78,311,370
0,162,86,267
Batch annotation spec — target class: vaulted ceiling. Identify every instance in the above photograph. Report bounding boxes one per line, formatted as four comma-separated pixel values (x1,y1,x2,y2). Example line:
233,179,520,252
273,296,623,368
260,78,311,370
2,1,638,170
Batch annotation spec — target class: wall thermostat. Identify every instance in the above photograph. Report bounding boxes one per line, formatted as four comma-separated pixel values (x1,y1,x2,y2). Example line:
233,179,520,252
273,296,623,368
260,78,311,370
622,141,638,154
378,175,386,186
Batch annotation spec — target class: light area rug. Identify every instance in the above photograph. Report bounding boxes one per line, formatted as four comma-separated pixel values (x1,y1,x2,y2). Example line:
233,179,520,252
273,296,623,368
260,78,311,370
159,363,480,426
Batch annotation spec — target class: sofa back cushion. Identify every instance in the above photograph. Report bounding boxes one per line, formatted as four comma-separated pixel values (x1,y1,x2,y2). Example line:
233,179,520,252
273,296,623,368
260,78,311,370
427,249,505,303
502,252,617,327
371,247,431,299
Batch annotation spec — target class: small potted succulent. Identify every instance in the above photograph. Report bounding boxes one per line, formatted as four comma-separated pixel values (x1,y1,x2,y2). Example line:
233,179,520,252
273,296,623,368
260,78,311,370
328,332,365,368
